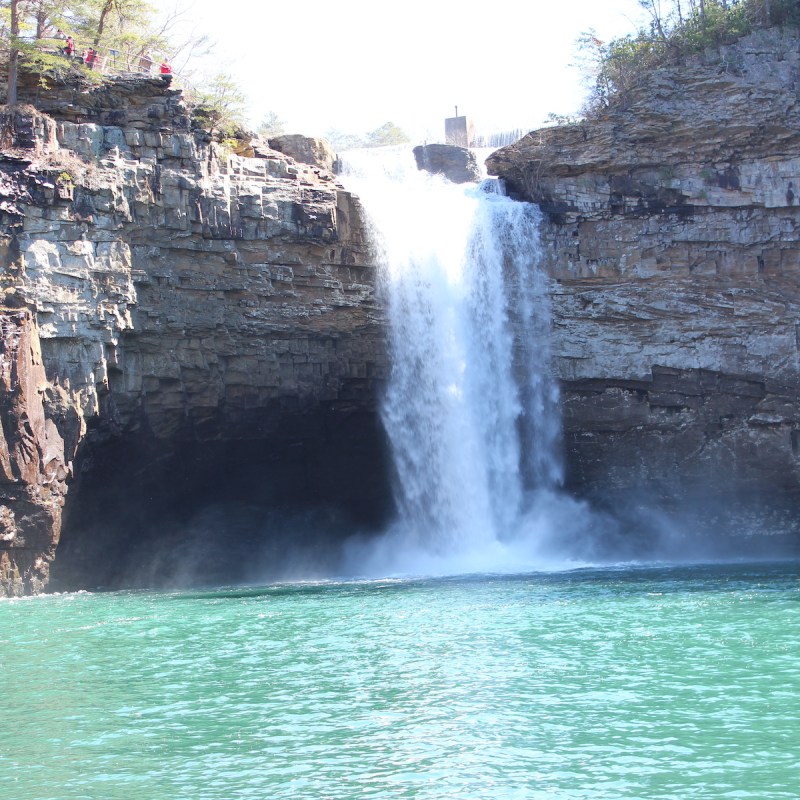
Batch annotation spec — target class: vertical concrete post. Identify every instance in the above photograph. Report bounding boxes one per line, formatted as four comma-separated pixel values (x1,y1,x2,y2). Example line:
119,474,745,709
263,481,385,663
444,115,474,148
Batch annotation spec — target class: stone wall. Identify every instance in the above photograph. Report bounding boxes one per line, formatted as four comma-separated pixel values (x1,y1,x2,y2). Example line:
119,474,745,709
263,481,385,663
488,28,800,511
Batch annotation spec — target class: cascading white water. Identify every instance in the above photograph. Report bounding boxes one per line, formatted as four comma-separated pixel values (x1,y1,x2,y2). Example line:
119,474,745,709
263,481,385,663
341,148,566,574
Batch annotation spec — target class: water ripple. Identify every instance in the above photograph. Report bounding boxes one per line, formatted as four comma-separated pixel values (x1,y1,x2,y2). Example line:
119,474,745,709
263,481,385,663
0,564,798,799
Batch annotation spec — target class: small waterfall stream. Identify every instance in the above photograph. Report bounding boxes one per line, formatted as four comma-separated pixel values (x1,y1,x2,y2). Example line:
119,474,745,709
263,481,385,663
342,149,566,574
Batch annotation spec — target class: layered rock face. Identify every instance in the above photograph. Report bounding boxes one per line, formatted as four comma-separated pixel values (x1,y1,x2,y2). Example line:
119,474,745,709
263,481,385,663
0,309,77,593
488,28,800,518
0,76,390,594
4,26,800,593
269,134,338,173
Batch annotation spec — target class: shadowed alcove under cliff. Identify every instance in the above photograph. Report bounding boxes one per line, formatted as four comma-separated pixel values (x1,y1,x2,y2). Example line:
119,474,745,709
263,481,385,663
50,409,395,591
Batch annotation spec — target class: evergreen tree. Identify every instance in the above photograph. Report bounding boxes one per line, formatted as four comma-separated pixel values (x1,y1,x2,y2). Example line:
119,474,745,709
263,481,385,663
366,121,409,147
191,71,247,137
257,110,285,138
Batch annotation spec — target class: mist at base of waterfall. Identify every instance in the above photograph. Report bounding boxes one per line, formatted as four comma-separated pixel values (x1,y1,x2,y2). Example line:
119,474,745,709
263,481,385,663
338,488,799,582
334,151,796,583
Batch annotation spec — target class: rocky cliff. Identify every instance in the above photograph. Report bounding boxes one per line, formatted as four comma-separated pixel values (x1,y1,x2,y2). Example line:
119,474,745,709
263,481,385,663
489,27,800,532
0,74,391,594
4,26,800,594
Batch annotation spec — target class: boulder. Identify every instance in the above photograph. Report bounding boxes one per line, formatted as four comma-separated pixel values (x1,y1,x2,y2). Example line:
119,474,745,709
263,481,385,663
413,143,480,183
268,134,337,173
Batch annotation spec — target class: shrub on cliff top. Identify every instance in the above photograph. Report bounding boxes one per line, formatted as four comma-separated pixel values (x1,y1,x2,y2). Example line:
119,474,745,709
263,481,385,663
580,0,800,114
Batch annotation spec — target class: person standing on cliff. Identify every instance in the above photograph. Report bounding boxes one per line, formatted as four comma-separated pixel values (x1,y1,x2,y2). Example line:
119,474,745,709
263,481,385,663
139,51,154,74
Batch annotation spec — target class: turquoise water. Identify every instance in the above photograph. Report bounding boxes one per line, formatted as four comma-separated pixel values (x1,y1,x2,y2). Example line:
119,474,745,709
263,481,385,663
1,563,798,800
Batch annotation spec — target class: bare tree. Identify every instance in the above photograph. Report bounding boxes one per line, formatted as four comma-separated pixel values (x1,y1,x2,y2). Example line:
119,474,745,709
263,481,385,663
640,0,669,43
149,3,213,76
6,0,25,106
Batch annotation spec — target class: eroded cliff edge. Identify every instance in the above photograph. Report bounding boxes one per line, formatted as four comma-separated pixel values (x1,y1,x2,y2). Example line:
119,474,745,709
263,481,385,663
0,76,390,594
489,28,800,525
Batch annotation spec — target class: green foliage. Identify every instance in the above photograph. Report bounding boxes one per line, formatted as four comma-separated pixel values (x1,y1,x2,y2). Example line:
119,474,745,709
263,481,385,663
2,1,211,79
3,0,214,108
28,0,72,38
190,72,247,137
579,0,800,113
257,110,285,138
544,112,580,126
17,36,103,84
365,121,409,147
68,0,168,69
324,122,410,151
0,3,253,133
324,128,365,151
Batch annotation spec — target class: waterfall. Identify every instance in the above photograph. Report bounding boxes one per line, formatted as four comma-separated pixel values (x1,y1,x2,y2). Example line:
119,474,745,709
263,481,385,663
341,148,564,574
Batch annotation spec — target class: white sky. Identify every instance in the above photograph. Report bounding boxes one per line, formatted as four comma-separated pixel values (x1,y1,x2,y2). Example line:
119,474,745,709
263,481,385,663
157,0,647,141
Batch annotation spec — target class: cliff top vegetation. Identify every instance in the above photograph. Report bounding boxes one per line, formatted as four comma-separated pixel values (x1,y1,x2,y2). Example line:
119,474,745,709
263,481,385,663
0,1,242,133
0,1,210,93
579,0,800,114
1,3,411,153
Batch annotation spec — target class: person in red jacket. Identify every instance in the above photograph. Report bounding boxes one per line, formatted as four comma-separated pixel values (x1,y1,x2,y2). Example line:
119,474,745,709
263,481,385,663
160,59,172,75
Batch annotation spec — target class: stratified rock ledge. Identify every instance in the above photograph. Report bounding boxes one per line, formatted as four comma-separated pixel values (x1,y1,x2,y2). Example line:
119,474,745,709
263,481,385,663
489,28,800,522
0,74,391,594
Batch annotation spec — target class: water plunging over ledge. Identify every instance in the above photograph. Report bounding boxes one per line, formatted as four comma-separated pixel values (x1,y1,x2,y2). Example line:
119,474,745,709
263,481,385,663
339,150,800,576
341,149,568,574
52,147,798,593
